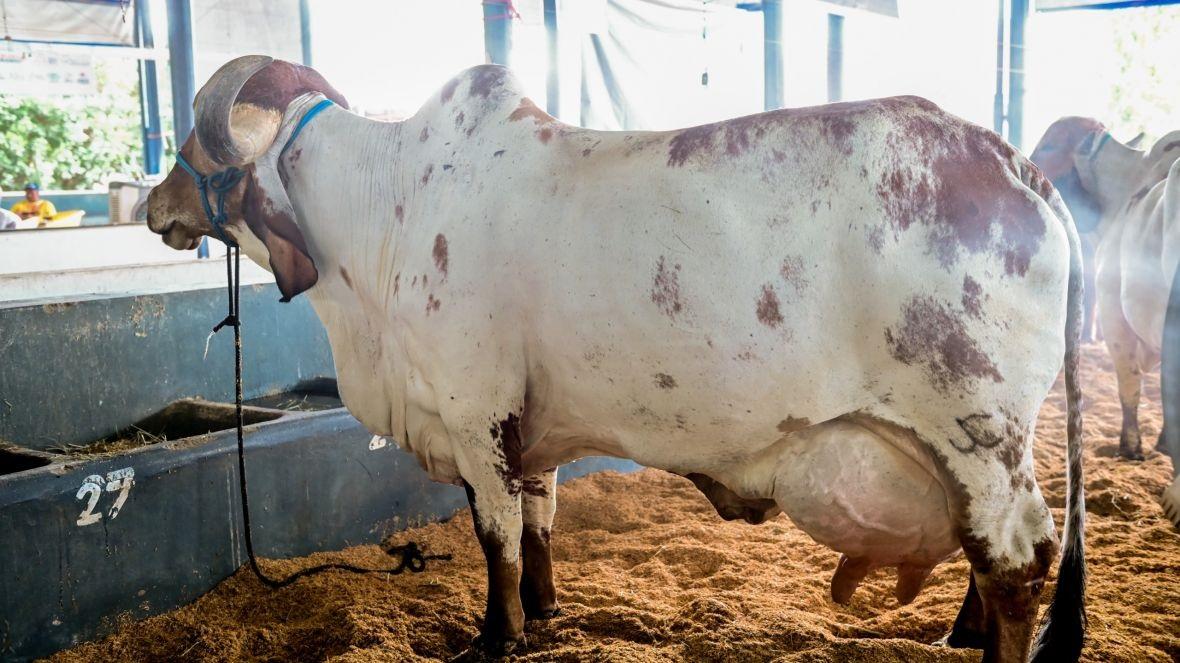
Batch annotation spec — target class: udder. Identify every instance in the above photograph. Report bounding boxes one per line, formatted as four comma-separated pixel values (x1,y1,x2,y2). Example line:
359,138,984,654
772,420,960,605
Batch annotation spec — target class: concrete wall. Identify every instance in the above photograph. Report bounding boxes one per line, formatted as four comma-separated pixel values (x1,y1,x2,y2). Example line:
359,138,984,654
0,282,334,450
0,225,209,275
0,258,274,303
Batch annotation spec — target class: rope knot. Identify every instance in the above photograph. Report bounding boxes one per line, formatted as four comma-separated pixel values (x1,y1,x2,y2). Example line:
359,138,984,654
212,314,239,333
383,541,454,574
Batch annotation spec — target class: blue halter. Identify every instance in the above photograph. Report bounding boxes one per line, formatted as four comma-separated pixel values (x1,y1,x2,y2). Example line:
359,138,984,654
174,152,244,246
1092,131,1113,159
174,98,335,247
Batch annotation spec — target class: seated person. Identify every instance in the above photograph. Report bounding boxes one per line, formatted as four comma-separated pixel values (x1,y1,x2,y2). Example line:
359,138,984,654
10,183,56,221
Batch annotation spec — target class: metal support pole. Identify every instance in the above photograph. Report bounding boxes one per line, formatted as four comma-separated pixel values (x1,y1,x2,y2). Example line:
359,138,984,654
1008,0,1027,149
300,0,313,67
993,0,1006,135
544,0,559,117
826,13,843,103
165,0,195,145
483,1,513,66
165,0,202,255
763,0,783,111
136,0,163,176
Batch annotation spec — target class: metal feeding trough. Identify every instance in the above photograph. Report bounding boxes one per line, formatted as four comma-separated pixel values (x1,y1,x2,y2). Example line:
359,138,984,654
0,378,636,661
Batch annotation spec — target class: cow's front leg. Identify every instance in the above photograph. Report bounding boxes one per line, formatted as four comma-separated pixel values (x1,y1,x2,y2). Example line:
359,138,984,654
520,467,560,619
458,414,526,656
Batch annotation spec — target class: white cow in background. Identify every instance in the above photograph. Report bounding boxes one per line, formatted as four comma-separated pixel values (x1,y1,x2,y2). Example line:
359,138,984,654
1031,118,1180,526
147,56,1087,662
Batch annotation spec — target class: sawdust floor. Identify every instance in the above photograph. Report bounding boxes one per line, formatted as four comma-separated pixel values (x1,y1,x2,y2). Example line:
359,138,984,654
50,345,1179,662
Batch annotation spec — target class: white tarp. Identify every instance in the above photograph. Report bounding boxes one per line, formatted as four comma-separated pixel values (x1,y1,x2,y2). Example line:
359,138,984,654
0,0,134,46
579,0,763,130
191,0,302,84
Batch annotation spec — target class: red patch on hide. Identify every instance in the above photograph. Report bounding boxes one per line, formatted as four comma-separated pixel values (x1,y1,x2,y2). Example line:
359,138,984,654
651,256,684,318
885,295,1002,393
433,234,449,277
756,285,784,328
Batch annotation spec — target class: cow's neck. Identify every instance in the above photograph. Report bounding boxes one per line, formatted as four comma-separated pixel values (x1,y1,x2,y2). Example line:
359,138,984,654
278,101,415,312
1087,140,1145,215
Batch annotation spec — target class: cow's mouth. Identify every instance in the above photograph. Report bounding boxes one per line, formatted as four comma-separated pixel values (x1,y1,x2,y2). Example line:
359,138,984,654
161,222,203,250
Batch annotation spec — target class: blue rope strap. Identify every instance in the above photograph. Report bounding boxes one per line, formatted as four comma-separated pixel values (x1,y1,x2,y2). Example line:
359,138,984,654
175,152,244,247
281,98,334,159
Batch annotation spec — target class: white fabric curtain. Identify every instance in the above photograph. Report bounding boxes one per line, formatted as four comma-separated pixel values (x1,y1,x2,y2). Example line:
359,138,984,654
0,0,134,46
577,0,763,130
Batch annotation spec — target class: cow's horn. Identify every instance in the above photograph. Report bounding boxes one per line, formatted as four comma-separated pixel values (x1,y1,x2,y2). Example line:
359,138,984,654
1127,132,1146,149
195,55,278,166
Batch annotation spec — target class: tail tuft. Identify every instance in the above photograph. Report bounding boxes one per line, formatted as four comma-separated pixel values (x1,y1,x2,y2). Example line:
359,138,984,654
1029,539,1086,662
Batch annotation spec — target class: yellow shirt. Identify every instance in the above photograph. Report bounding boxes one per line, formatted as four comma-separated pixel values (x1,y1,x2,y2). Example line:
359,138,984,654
11,199,56,219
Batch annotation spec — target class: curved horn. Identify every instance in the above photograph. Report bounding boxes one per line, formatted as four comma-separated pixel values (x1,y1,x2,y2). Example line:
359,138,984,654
194,55,277,166
1127,132,1146,149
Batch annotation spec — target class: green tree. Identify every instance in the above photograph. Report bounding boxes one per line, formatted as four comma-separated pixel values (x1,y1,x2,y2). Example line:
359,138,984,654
1109,6,1180,143
0,61,144,191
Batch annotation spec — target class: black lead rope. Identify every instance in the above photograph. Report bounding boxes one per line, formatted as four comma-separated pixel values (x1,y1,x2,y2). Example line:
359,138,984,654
215,226,450,589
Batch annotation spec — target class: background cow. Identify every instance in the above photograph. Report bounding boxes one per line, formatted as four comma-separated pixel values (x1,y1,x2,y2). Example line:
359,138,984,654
148,56,1087,662
1032,120,1180,463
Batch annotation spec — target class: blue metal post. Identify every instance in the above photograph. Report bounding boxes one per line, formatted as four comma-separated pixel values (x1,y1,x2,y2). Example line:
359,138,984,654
165,0,195,145
826,13,843,103
1008,0,1027,149
544,0,558,116
165,0,203,255
300,0,313,66
994,0,1006,135
483,1,513,66
763,0,783,111
136,0,163,176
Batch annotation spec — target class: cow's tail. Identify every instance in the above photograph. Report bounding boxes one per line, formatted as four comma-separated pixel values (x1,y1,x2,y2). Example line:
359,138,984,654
1029,182,1087,663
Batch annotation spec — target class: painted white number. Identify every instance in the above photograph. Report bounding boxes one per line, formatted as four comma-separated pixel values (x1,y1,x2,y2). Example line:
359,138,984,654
75,475,105,526
75,468,135,527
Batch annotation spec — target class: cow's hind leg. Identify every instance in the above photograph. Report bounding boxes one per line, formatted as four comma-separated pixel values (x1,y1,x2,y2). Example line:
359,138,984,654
937,572,988,649
520,467,560,619
941,430,1056,662
1100,293,1146,460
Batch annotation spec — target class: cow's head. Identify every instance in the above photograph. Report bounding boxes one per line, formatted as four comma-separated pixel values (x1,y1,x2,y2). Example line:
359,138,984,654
147,55,348,301
1029,116,1108,233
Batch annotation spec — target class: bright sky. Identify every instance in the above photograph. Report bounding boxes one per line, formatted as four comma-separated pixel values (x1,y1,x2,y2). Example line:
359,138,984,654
305,0,1179,151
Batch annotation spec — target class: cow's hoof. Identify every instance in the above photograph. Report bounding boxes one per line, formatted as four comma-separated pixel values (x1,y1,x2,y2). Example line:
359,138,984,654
525,605,561,620
1162,478,1180,529
452,633,524,661
1118,448,1146,461
933,629,986,650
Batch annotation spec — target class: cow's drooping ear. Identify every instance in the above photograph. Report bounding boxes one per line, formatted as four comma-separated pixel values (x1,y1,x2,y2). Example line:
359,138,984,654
243,162,318,301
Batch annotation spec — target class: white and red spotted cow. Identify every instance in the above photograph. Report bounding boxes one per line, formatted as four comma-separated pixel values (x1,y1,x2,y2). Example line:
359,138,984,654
148,56,1087,662
1032,118,1180,525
